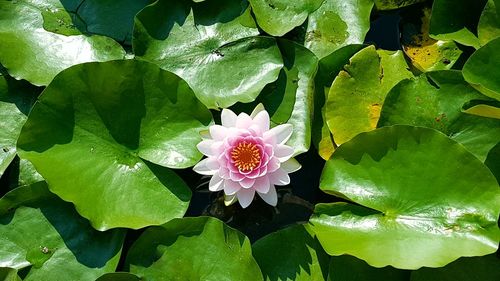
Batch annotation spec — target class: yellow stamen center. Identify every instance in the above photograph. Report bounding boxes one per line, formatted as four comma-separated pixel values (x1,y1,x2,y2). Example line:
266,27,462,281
231,141,261,171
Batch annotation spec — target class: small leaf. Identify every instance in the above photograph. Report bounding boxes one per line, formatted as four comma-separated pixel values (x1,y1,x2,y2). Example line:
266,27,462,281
0,182,125,281
463,37,500,101
126,217,263,281
304,0,373,59
325,46,413,146
252,224,329,281
478,0,500,45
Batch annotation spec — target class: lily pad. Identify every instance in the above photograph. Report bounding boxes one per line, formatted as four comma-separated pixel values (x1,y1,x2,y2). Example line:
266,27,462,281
0,268,19,281
463,37,500,101
312,44,365,160
402,7,462,72
429,0,487,49
325,46,413,146
0,0,126,86
311,125,500,269
0,182,125,281
252,224,329,281
126,217,263,281
133,0,283,109
95,272,141,281
304,0,373,59
249,0,323,36
378,70,500,161
463,104,500,119
478,0,500,45
328,255,410,281
235,40,318,155
0,74,40,178
17,60,212,230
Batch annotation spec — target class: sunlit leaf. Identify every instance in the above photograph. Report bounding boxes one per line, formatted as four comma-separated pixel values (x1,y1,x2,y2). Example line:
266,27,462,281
126,217,263,281
311,125,500,269
17,60,212,230
478,0,500,45
0,182,125,281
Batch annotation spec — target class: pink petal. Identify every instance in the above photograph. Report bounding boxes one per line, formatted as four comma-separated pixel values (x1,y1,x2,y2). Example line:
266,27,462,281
265,144,274,158
237,188,256,208
211,141,225,155
230,171,245,182
193,158,218,175
257,185,277,206
253,176,270,193
281,158,301,173
236,113,253,129
205,158,219,170
219,167,230,179
266,157,280,173
252,110,270,132
248,124,262,137
224,180,241,195
209,173,224,191
197,140,215,156
240,178,256,189
221,108,237,127
274,144,294,162
259,166,268,176
263,124,293,145
268,168,290,185
210,125,228,141
246,168,261,179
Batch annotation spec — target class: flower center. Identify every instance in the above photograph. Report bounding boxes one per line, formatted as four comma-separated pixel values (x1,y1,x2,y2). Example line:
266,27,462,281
231,141,261,171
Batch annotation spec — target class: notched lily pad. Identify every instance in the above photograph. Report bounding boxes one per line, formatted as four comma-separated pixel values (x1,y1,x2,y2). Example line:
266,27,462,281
134,0,283,109
126,217,263,281
0,182,125,281
17,60,212,230
0,0,125,86
311,125,500,269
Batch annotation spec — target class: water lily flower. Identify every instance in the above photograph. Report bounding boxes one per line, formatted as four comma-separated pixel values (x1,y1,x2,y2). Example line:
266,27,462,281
193,105,301,208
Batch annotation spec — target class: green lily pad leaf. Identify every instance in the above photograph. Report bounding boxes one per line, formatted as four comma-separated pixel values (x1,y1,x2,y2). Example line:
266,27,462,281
311,125,500,269
325,46,413,146
235,40,318,155
54,0,153,44
0,0,126,86
485,142,500,183
95,272,141,281
0,74,40,178
0,268,19,281
463,37,500,101
402,7,462,72
328,255,410,281
0,182,125,280
374,0,426,10
378,70,500,162
249,0,324,36
429,0,487,49
463,104,500,119
304,0,373,59
411,254,500,281
478,0,500,45
134,0,283,109
17,60,212,230
312,44,365,160
126,217,263,281
252,224,329,281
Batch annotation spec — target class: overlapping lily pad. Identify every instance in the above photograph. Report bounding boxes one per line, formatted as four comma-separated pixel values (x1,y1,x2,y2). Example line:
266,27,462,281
304,0,373,59
126,217,263,281
133,0,283,109
378,71,500,161
249,0,324,36
252,224,329,281
325,46,413,146
463,37,500,100
17,60,212,230
0,74,40,177
478,0,500,45
0,182,125,280
429,0,487,48
311,125,500,269
0,0,126,86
